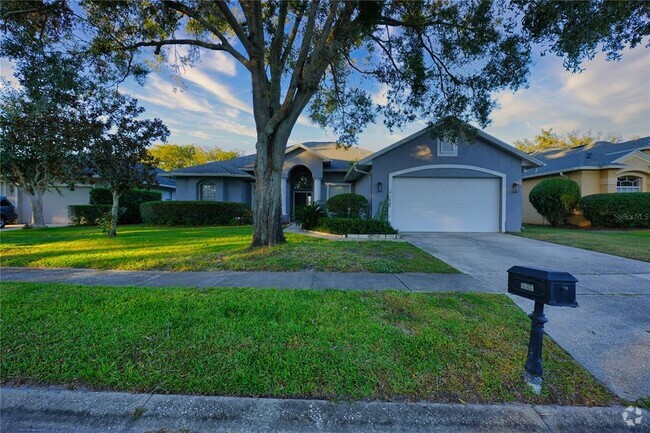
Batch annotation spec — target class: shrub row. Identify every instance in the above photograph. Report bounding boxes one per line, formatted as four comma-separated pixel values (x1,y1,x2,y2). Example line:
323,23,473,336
140,201,252,226
314,217,397,235
68,205,112,226
579,192,650,228
90,188,162,224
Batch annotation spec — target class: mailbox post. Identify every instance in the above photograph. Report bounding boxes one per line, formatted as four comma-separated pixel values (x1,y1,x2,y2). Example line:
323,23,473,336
507,266,578,393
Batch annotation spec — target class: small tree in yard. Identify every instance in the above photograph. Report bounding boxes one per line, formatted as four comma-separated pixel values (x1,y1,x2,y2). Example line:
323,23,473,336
529,178,581,227
89,93,169,237
0,53,104,228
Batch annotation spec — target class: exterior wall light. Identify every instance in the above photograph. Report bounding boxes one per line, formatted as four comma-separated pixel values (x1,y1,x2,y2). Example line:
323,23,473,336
377,182,383,192
512,182,520,193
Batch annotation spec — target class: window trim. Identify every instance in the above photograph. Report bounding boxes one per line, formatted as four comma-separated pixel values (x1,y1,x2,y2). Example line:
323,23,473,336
325,182,352,199
616,175,641,193
437,138,458,157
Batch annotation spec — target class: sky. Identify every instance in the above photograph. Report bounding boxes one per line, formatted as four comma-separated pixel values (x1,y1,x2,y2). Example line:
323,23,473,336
1,42,648,155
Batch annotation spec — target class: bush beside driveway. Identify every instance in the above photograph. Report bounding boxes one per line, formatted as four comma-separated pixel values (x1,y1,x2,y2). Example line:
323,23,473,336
0,225,456,273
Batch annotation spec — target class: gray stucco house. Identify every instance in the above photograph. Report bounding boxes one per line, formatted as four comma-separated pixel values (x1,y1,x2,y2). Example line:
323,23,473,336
165,126,542,232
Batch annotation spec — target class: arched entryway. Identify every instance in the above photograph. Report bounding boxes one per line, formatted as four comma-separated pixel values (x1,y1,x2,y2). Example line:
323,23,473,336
288,165,313,219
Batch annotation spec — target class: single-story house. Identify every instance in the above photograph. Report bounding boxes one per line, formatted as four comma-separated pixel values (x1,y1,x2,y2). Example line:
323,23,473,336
522,137,650,225
0,170,176,225
166,126,542,232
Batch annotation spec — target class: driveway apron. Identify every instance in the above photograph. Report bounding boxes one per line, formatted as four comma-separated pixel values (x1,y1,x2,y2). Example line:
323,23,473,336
402,232,650,401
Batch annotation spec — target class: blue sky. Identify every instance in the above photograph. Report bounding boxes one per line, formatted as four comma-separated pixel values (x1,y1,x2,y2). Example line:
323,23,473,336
2,44,648,155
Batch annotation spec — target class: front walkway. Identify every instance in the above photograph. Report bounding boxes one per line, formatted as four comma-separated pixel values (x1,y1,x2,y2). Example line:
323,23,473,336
0,266,494,293
2,386,645,433
403,232,650,401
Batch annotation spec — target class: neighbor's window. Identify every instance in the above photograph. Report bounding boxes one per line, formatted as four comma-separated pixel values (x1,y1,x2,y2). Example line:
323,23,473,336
199,182,217,201
617,176,641,193
327,183,351,199
437,138,458,156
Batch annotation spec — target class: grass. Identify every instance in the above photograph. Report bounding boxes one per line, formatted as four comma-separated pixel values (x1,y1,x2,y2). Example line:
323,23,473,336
0,225,456,273
0,281,617,406
515,225,650,262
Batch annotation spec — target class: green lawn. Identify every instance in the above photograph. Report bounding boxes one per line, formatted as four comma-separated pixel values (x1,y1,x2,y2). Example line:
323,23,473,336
0,225,455,273
515,225,650,262
0,282,616,405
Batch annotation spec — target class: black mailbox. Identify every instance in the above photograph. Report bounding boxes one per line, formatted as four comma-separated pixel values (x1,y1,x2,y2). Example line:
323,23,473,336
507,266,578,307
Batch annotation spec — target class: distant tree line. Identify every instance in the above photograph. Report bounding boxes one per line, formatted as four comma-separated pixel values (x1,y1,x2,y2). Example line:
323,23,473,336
514,128,623,154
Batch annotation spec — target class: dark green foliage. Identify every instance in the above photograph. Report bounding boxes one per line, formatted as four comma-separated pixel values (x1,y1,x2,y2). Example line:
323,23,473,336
326,194,369,218
579,193,650,228
68,205,112,226
374,198,390,222
90,188,162,224
315,217,397,235
529,178,581,226
140,201,251,226
294,202,326,230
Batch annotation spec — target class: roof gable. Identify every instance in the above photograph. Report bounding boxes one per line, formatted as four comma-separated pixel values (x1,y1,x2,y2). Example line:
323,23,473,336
524,137,650,178
355,124,542,167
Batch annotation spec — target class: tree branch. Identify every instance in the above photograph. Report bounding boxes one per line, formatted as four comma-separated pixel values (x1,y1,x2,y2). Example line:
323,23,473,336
215,0,252,54
163,0,251,68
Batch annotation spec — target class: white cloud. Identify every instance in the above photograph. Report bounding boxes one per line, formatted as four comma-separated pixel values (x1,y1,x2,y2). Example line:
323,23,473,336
181,68,251,113
202,51,237,76
487,48,650,143
371,83,389,105
128,75,213,114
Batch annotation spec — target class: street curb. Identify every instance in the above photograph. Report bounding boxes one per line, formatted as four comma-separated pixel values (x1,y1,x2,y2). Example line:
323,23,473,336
1,386,647,433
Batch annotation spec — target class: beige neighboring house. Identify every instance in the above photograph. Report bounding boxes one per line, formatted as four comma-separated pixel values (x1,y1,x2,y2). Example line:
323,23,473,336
522,137,650,225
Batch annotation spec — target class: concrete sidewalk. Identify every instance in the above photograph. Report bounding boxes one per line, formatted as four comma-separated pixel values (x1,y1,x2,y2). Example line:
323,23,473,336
0,266,495,293
2,386,647,433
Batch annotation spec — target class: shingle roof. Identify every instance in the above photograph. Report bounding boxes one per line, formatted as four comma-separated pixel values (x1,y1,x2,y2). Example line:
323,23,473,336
167,142,371,176
523,137,650,178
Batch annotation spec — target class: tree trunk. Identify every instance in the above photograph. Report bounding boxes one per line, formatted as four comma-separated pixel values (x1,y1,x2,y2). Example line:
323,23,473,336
108,191,121,237
251,129,292,247
27,189,46,228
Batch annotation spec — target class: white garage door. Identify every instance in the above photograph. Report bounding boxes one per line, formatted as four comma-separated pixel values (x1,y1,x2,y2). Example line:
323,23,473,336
20,187,92,225
391,177,501,232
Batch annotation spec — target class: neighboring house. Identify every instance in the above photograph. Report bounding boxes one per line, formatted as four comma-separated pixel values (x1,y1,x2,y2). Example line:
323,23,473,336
522,137,650,225
0,169,176,225
154,168,176,201
166,126,541,232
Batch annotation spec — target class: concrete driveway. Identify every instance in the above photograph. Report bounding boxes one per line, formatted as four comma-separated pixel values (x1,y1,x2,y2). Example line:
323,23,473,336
402,232,650,401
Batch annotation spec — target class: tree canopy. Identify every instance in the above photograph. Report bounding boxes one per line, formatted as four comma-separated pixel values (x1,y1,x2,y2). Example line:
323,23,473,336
2,0,647,244
514,129,623,154
149,144,242,171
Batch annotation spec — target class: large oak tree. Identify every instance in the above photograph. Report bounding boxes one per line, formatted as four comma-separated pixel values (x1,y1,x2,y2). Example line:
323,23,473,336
3,1,647,244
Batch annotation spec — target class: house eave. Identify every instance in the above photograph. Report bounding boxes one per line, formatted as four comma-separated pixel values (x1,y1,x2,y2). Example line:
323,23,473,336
522,165,625,179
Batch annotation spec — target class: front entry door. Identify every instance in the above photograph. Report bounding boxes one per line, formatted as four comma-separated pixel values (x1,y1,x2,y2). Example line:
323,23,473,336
293,192,312,218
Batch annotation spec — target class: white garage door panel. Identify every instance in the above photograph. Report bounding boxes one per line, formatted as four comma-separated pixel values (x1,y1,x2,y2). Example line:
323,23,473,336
392,177,500,232
18,187,93,225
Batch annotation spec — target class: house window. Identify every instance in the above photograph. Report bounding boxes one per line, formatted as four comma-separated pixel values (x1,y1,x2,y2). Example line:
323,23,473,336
293,174,313,191
617,176,641,193
326,183,351,199
199,182,217,201
437,138,458,157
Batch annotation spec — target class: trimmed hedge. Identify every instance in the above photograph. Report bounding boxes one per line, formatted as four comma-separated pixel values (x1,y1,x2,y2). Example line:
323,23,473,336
326,193,369,218
90,188,162,224
529,178,581,226
140,201,252,226
579,192,650,228
315,217,397,235
68,205,112,226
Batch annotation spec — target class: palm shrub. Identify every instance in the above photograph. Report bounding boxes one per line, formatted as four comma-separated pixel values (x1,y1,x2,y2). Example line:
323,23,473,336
294,202,326,230
326,193,369,218
529,178,581,226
